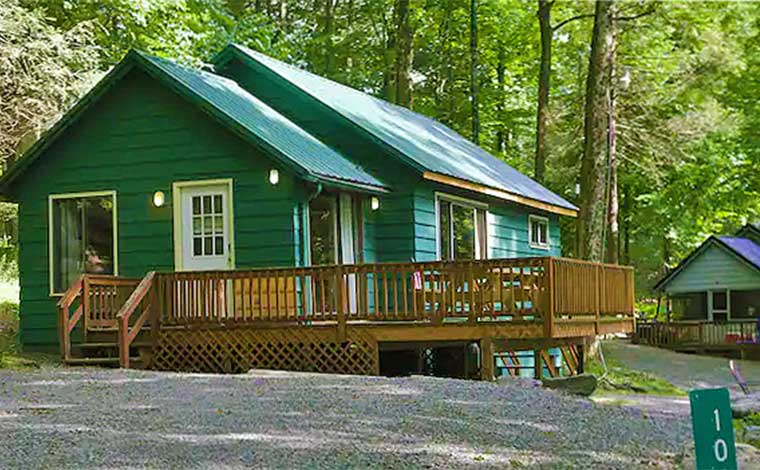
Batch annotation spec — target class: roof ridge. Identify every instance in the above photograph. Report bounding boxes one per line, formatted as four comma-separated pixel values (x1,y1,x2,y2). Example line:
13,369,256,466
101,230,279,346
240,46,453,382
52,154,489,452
231,44,476,139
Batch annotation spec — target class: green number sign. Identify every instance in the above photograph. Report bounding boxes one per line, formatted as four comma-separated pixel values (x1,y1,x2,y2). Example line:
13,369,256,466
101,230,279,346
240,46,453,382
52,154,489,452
689,388,737,470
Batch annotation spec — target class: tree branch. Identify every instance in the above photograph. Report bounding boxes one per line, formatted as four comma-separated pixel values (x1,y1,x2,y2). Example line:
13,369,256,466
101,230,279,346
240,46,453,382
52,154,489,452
552,13,594,32
614,5,657,22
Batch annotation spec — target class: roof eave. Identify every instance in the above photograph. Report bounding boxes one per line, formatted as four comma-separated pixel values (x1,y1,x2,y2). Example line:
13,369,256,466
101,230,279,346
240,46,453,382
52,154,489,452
422,171,578,217
310,174,390,194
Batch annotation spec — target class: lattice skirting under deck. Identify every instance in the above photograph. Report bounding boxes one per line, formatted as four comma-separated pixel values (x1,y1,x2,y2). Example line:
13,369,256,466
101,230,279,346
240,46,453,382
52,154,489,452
150,326,379,375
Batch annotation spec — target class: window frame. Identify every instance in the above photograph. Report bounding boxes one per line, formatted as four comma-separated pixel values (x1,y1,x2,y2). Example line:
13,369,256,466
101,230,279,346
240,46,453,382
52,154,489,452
528,214,550,250
434,193,488,261
48,190,118,296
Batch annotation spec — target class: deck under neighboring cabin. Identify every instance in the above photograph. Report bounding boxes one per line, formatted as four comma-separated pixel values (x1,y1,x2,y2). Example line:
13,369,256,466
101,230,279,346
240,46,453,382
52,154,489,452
634,320,760,359
58,256,635,380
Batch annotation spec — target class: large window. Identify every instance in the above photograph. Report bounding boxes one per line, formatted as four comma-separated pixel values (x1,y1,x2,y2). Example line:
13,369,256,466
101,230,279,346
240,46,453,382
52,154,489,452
529,215,549,249
50,192,116,294
437,196,487,261
671,292,708,320
730,289,760,319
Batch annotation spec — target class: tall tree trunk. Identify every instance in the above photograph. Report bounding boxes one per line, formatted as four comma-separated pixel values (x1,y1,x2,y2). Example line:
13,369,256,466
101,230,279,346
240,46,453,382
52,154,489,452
321,0,336,77
605,25,619,265
578,0,615,262
470,0,479,144
622,182,631,265
535,0,552,183
495,45,506,153
393,0,413,107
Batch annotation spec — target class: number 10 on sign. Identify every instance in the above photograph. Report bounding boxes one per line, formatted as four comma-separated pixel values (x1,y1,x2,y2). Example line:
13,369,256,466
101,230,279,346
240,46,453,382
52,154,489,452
689,388,737,469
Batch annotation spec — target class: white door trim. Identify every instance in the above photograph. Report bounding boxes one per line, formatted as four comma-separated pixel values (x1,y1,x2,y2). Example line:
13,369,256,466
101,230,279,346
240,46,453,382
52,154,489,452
172,178,235,271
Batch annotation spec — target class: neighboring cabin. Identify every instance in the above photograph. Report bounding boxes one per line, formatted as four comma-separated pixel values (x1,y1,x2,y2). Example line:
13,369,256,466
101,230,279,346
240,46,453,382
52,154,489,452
655,224,760,322
0,46,576,351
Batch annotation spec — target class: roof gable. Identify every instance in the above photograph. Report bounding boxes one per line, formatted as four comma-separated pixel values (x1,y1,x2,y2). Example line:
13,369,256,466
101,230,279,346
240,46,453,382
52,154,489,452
0,51,387,196
655,236,760,292
215,44,577,216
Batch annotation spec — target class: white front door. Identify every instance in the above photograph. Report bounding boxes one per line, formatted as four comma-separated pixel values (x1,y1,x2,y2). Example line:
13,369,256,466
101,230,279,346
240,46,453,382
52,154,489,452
179,183,233,271
339,193,357,313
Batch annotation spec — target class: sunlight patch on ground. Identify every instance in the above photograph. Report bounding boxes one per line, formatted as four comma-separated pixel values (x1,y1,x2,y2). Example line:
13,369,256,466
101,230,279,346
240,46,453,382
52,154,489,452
0,281,18,303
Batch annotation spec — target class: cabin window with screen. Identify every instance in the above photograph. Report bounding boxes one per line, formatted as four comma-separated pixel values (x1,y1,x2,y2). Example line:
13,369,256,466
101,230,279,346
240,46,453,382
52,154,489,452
50,192,116,294
437,197,487,261
529,215,549,249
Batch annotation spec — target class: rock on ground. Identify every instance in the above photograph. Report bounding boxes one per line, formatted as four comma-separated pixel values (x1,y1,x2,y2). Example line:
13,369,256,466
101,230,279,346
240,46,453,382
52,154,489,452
0,367,691,469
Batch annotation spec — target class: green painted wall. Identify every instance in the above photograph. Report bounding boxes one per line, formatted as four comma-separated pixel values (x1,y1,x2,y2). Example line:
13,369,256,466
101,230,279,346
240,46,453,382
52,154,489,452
10,69,301,349
665,243,760,294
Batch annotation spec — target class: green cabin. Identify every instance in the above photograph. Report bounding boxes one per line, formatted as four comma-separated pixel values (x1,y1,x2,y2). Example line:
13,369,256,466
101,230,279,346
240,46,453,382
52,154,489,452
0,46,577,353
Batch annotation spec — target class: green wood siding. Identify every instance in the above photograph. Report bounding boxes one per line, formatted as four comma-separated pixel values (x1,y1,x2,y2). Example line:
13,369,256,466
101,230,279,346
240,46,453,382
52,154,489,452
11,70,300,349
665,244,760,294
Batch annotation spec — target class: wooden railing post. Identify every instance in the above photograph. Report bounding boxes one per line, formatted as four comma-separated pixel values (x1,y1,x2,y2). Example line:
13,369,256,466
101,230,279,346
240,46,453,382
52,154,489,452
118,314,130,368
544,258,555,338
58,304,70,361
336,266,346,343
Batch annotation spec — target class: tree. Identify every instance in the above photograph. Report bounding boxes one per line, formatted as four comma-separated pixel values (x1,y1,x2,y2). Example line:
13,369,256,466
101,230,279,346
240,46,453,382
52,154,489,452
386,0,414,106
578,0,615,262
469,0,479,144
0,0,100,167
534,0,592,183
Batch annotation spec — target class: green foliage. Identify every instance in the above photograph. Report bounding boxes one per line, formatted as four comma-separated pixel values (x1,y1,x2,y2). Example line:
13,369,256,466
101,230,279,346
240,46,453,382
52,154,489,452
586,355,686,396
735,412,760,449
0,301,19,361
2,0,760,300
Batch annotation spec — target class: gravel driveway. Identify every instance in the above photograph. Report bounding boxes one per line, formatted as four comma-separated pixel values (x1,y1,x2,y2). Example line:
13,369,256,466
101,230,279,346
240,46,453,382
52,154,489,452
0,367,689,469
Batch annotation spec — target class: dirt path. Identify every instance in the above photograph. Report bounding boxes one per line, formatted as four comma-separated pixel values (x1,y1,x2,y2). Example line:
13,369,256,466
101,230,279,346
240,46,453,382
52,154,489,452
601,340,760,395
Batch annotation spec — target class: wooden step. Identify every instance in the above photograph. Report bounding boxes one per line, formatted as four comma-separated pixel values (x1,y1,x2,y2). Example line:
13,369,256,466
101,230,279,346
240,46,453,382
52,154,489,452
64,356,143,366
73,341,153,349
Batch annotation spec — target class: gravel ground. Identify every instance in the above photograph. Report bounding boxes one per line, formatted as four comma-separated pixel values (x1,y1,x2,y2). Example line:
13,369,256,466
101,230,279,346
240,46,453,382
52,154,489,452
0,367,689,469
601,340,760,394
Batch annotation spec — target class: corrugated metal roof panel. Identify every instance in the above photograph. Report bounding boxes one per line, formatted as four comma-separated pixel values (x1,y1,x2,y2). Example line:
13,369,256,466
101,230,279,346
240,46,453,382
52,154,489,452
229,45,575,211
141,53,387,190
718,236,760,270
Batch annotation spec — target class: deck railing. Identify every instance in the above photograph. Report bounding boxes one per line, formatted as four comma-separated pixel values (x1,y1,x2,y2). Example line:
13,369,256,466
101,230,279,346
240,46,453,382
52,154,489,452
151,257,634,336
59,257,635,365
635,320,759,349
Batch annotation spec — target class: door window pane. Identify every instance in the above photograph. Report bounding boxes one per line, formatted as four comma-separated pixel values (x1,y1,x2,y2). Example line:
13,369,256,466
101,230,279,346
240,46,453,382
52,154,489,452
309,194,336,265
191,192,225,258
52,194,115,293
713,291,728,310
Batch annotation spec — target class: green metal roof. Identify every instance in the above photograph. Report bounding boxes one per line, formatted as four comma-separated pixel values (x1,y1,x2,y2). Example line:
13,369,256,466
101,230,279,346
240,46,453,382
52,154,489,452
0,51,388,195
220,44,576,212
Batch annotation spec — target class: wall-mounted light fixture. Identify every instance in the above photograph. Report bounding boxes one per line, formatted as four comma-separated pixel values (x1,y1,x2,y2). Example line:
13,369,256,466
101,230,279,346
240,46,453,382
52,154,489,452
153,191,165,207
371,196,380,211
269,169,280,185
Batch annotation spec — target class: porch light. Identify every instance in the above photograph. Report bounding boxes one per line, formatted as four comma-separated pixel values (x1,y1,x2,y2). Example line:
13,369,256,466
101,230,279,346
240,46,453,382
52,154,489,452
153,191,165,207
269,169,279,185
371,197,380,211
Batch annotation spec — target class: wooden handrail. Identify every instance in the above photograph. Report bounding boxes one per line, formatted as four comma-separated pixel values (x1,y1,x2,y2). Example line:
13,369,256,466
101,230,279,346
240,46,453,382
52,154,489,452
117,271,156,368
57,275,86,361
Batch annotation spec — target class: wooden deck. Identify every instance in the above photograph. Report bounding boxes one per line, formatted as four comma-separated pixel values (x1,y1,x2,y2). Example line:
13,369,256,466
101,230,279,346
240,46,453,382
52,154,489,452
58,257,635,378
634,320,760,358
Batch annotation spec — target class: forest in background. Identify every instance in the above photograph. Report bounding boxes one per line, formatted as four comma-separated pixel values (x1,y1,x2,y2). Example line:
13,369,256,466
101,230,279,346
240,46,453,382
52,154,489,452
2,0,759,295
